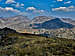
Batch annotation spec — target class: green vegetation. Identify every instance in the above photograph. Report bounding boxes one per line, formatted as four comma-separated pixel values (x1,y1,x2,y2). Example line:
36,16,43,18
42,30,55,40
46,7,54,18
0,32,75,56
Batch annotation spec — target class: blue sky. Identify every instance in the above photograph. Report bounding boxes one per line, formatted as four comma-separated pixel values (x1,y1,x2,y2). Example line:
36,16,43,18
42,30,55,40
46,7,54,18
0,0,75,19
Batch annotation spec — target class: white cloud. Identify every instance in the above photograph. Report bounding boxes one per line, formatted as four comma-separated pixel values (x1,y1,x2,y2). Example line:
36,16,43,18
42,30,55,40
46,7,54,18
52,7,67,11
26,7,36,11
52,6,75,12
0,7,20,12
26,7,44,14
21,4,24,6
64,1,72,4
57,0,63,2
5,0,16,4
16,3,24,7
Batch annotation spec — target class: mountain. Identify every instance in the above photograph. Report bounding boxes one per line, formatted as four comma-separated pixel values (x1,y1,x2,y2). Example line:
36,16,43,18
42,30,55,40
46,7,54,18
61,18,75,25
31,16,54,23
0,15,30,30
6,15,29,23
6,15,30,25
0,17,7,28
0,15,75,32
32,18,74,29
0,27,18,47
31,16,75,25
0,27,17,35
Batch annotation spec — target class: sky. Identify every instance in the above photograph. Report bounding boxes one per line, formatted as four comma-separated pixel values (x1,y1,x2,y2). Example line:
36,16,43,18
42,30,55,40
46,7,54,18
0,0,75,19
